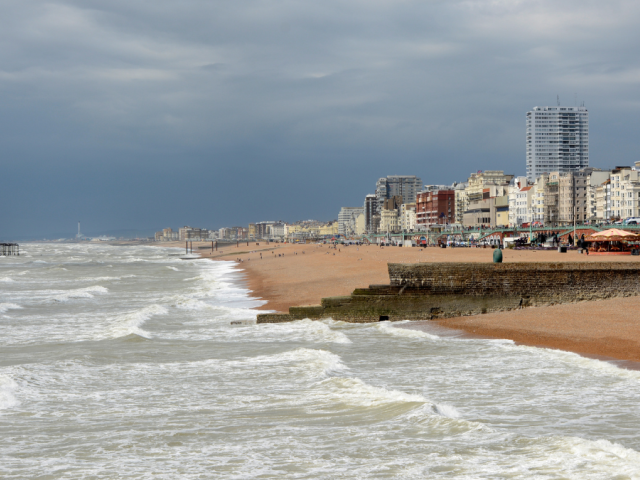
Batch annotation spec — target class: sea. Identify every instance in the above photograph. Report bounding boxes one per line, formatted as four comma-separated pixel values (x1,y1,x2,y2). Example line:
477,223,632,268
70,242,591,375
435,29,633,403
1,243,640,479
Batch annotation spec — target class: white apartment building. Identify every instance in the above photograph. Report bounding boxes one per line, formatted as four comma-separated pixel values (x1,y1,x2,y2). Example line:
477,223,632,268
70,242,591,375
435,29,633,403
270,223,286,238
399,203,416,231
338,207,364,236
610,165,640,219
454,182,468,225
586,170,611,220
508,177,532,226
526,106,589,183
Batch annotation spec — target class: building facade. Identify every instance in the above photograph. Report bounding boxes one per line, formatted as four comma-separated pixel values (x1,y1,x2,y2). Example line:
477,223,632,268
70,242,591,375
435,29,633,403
416,189,455,226
379,209,399,233
338,207,365,236
364,194,379,233
508,177,532,227
526,106,589,183
375,175,423,210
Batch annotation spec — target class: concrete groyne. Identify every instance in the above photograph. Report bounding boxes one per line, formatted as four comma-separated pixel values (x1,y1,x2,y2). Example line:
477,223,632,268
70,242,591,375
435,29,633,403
256,262,640,323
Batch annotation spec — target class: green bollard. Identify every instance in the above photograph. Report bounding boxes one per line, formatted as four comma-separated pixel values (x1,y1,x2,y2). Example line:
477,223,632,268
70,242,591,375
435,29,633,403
493,247,503,263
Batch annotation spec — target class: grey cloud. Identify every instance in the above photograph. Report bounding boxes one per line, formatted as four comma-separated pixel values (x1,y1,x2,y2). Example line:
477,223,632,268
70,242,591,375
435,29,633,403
2,0,640,238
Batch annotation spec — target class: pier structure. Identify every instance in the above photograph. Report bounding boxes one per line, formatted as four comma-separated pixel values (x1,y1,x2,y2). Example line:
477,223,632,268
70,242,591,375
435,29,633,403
1,243,19,256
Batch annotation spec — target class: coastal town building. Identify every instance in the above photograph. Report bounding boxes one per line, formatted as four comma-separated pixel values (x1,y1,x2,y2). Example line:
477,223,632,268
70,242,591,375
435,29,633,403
379,209,399,233
526,105,589,183
364,194,379,233
595,180,608,220
495,195,509,227
454,182,468,225
610,164,640,219
374,175,422,217
338,207,364,236
399,203,416,231
460,171,514,228
542,172,560,226
354,213,366,235
254,221,277,239
508,177,531,227
179,226,213,241
585,167,611,221
416,189,455,226
155,228,179,241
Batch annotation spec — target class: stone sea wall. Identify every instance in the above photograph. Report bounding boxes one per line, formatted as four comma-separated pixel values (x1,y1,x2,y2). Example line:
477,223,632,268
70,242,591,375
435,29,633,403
256,262,640,324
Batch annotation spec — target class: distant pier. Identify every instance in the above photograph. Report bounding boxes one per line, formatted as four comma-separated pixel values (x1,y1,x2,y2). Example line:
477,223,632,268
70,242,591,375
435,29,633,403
1,243,19,256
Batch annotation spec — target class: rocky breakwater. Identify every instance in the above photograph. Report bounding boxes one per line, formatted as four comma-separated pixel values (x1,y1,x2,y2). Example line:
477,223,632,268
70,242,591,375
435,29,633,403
256,262,640,324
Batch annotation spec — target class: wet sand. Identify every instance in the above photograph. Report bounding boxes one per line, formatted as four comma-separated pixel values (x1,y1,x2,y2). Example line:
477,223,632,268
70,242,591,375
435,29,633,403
163,241,640,361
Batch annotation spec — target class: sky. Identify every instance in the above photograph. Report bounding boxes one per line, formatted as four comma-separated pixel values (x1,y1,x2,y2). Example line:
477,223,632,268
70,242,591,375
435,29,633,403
2,0,640,239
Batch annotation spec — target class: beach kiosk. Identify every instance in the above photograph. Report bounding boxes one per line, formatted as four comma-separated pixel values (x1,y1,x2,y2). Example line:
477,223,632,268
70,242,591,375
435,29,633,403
585,228,640,255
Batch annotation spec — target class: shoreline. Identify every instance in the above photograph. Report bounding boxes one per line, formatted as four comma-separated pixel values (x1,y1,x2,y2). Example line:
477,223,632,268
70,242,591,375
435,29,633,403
154,240,640,363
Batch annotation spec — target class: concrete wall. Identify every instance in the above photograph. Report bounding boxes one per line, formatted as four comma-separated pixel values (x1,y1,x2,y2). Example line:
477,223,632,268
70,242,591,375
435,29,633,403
257,262,640,324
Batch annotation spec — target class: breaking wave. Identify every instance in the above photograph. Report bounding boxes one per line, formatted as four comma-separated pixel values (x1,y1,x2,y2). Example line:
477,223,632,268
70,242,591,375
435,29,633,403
376,321,441,340
103,305,168,339
51,286,109,302
0,303,22,314
261,319,352,344
239,348,348,378
0,375,19,410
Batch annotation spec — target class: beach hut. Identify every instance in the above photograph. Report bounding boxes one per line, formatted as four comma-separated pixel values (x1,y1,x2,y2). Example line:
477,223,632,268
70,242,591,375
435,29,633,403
585,228,640,255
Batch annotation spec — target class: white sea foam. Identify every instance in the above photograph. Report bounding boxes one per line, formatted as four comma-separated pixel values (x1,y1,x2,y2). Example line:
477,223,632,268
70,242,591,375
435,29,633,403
261,319,352,344
166,266,179,271
0,375,19,410
432,403,461,418
103,304,168,339
240,348,348,378
0,303,22,314
316,376,428,407
376,321,440,340
498,342,640,380
0,277,15,283
561,436,640,468
51,285,108,302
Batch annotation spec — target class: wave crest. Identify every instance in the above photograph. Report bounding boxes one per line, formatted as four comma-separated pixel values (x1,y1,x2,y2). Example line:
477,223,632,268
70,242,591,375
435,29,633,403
52,286,109,302
0,375,19,410
0,303,22,314
103,305,168,339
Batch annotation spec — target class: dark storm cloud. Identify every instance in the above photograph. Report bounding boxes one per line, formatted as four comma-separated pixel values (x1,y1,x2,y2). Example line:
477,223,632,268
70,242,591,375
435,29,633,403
2,0,640,238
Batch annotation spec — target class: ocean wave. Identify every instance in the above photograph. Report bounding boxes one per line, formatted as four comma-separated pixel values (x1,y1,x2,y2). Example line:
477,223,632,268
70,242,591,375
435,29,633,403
239,348,348,378
51,285,109,302
0,303,23,314
166,266,180,271
497,343,640,380
0,375,19,410
0,277,15,283
375,321,441,340
261,319,352,344
172,297,213,311
103,304,168,339
315,377,428,407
